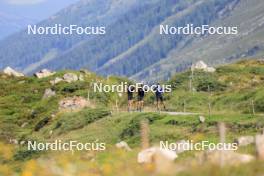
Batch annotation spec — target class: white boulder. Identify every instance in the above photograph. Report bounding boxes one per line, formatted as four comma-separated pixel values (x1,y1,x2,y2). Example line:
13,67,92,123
63,73,78,83
43,88,56,99
35,69,55,78
50,77,63,85
3,67,24,77
191,61,216,73
192,61,208,70
137,147,177,164
116,141,132,151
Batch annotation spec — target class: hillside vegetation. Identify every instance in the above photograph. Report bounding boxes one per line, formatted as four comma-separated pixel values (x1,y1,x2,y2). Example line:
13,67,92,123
0,60,264,175
165,59,264,114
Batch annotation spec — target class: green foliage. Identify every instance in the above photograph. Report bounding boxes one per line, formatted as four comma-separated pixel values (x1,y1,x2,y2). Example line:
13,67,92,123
196,77,226,92
0,60,264,175
169,72,190,90
255,98,264,112
13,149,42,161
50,108,111,135
61,84,81,93
34,117,50,132
120,113,163,140
249,67,264,75
164,60,264,113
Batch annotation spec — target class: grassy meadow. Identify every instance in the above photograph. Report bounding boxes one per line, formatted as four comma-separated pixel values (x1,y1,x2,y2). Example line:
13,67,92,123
0,59,264,175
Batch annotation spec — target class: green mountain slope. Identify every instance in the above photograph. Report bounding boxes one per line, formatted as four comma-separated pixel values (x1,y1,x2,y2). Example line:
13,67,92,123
0,0,254,81
0,0,152,70
0,59,263,141
133,0,264,81
0,60,264,175
166,59,264,114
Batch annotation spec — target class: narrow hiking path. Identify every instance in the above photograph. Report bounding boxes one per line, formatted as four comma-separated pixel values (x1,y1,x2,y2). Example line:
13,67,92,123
116,110,199,116
160,111,199,115
114,106,200,116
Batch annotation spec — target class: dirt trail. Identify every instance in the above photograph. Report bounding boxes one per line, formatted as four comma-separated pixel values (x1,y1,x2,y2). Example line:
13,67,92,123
160,111,199,115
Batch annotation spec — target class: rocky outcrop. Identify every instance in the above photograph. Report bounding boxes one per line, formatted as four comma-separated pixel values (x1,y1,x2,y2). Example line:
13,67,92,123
116,141,132,151
79,74,84,81
3,67,24,77
59,96,89,110
63,73,79,83
50,77,63,85
50,73,84,85
35,69,55,79
43,88,56,99
191,61,216,73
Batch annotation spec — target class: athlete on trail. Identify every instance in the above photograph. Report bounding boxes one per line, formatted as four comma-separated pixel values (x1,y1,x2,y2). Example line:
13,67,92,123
137,83,146,112
154,83,166,111
127,85,135,112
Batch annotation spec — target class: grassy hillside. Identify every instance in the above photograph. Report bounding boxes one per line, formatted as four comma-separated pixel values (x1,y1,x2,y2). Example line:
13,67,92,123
0,60,264,175
165,59,264,114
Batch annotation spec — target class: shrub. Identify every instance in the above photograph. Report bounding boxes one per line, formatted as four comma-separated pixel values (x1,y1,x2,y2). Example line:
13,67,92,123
14,149,41,161
120,113,163,139
34,117,50,131
196,78,226,92
52,108,110,134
